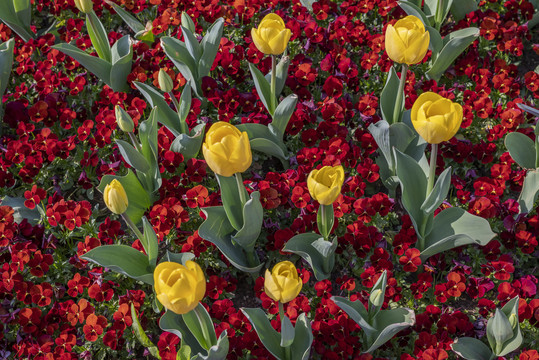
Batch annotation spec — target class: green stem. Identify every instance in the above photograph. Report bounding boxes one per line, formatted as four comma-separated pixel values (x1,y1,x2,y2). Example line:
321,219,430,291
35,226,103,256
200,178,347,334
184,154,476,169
319,204,327,240
235,173,248,208
435,0,444,31
278,302,291,360
169,92,189,134
535,134,539,168
121,213,144,241
392,64,408,124
426,143,438,197
128,132,142,153
193,305,213,350
270,54,277,113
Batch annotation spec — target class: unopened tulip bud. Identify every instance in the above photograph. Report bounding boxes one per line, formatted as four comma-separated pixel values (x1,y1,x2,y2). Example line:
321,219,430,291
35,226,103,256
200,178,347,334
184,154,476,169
115,105,134,133
103,179,128,214
181,12,196,34
158,69,174,93
74,0,93,14
369,289,383,308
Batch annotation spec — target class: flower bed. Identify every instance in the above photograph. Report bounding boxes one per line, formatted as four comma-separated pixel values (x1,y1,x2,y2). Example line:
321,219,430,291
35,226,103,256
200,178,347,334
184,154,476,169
0,0,538,359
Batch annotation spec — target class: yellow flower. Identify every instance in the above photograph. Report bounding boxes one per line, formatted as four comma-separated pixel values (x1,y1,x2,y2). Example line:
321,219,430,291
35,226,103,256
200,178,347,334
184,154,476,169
154,261,206,315
264,261,302,303
103,179,128,214
74,0,93,13
307,165,345,205
385,15,430,65
202,122,252,177
251,14,292,55
411,92,463,144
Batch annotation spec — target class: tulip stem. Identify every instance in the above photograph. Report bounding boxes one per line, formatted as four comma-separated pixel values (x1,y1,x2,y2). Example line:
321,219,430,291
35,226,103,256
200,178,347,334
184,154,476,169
128,132,143,153
193,305,213,350
278,302,291,360
435,0,444,31
169,92,189,134
122,213,144,243
426,143,438,197
235,173,248,208
270,54,277,113
392,64,408,124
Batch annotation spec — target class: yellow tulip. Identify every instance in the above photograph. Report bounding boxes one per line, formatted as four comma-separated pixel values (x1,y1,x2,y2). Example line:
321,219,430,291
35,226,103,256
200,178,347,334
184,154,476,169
411,92,463,144
264,261,302,303
385,15,430,65
74,0,93,13
251,14,292,55
202,122,252,177
307,165,345,205
103,179,128,214
154,261,206,315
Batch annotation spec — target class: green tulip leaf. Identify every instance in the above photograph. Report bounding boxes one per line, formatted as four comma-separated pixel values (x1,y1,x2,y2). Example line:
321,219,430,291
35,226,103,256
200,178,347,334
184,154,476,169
81,245,154,284
280,315,295,347
486,309,513,355
450,0,478,21
265,55,290,97
107,2,146,34
316,204,334,240
110,35,133,92
493,296,522,357
198,207,264,273
331,296,376,334
271,94,298,140
0,0,34,41
368,270,388,320
161,36,199,95
241,308,285,360
134,82,182,136
364,308,416,353
52,43,112,86
504,132,536,169
517,103,539,117
182,304,217,351
518,169,539,214
398,1,431,27
426,27,479,81
215,174,245,231
232,191,263,251
249,62,275,115
181,12,196,33
290,313,313,360
116,139,150,173
0,196,40,225
380,67,401,124
98,169,151,224
141,217,158,269
86,11,111,62
138,107,161,193
160,311,205,355
250,138,289,161
283,233,336,281
426,26,443,57
0,38,14,101
130,303,160,358
170,124,205,161
178,345,191,360
178,83,192,124
181,26,202,62
199,17,224,79
451,337,493,360
164,250,195,265
421,167,452,214
194,331,229,360
421,207,496,260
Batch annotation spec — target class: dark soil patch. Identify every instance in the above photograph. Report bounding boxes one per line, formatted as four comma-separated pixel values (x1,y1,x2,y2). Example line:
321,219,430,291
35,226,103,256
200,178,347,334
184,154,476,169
232,273,261,309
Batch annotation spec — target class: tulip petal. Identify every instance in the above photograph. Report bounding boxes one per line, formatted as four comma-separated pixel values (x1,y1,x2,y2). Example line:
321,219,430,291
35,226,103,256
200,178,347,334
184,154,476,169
251,28,272,54
385,25,407,64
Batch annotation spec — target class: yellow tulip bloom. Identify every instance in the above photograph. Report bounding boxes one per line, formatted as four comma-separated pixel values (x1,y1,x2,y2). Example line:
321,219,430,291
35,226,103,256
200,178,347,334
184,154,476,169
103,179,128,214
251,14,292,55
154,261,206,315
411,92,463,144
385,15,430,65
202,122,252,177
307,165,345,205
264,261,302,303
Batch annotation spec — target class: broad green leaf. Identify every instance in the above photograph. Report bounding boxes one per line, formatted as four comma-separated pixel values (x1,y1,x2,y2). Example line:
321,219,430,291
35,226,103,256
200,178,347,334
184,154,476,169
331,296,376,334
87,11,111,62
195,330,229,360
250,138,288,161
160,311,205,355
380,67,401,124
421,207,495,260
52,43,111,85
178,83,192,124
198,207,264,273
181,12,196,34
116,139,150,173
280,315,295,347
365,308,415,353
141,217,158,269
316,204,334,240
98,169,151,224
138,107,161,193
182,304,217,350
177,345,191,360
134,82,182,135
518,169,539,214
516,103,539,117
0,1,34,41
282,233,335,281
241,308,285,360
271,94,298,140
0,196,40,225
165,250,195,265
486,309,513,355
170,124,205,160
421,167,451,214
13,0,31,28
369,121,393,173
215,174,245,231
423,0,438,17
181,26,202,62
81,245,154,284
504,132,536,169
264,55,290,96
495,296,522,357
398,1,431,26
249,62,274,115
110,35,133,92
290,313,313,360
199,17,224,79
236,123,279,142
0,38,14,100
108,2,146,33
450,0,478,21
426,26,443,56
368,270,387,320
426,27,479,81
161,37,199,94
232,191,263,252
130,304,161,359
451,337,493,360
